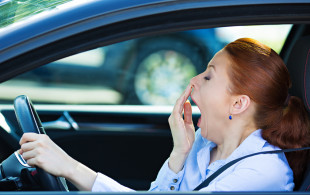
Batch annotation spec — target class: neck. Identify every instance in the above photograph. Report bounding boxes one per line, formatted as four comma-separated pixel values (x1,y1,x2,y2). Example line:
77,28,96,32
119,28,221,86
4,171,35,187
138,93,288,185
212,126,257,161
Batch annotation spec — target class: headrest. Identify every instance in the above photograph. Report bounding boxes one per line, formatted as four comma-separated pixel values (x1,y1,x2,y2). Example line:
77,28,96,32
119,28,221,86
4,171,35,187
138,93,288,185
286,35,310,113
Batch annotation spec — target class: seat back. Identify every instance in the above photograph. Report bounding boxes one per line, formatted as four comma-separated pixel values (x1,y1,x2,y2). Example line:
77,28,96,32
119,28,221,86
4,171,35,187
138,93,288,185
286,35,310,191
286,35,310,113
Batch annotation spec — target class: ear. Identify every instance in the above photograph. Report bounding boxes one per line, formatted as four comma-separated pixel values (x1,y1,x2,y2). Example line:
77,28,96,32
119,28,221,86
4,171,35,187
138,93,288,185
230,95,251,115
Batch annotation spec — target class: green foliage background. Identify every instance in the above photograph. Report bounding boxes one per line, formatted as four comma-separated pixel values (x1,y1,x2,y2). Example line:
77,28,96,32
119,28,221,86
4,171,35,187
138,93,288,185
0,0,72,28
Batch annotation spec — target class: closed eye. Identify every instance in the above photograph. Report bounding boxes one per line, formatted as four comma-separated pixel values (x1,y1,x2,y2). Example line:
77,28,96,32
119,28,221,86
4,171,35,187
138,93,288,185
204,76,210,80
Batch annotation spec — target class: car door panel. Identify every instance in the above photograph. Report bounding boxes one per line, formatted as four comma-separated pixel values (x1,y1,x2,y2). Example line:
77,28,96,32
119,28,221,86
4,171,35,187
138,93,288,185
0,107,199,190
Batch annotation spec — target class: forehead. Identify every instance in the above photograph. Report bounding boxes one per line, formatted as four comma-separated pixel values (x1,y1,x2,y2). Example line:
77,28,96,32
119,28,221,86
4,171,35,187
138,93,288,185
208,50,231,72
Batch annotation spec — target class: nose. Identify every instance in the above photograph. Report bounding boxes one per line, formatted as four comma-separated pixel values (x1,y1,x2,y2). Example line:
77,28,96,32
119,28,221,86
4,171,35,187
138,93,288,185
190,74,199,87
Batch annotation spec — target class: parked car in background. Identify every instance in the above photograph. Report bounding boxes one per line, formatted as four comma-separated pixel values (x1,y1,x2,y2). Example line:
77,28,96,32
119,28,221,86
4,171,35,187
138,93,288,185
16,28,224,105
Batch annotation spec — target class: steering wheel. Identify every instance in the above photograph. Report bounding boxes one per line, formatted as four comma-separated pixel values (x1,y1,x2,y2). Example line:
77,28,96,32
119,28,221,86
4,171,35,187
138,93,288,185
14,95,68,191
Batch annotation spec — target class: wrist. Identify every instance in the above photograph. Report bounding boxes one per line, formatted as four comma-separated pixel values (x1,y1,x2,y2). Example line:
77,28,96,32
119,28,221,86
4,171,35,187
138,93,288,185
170,149,190,162
62,155,79,179
168,149,189,173
63,157,97,191
171,146,191,157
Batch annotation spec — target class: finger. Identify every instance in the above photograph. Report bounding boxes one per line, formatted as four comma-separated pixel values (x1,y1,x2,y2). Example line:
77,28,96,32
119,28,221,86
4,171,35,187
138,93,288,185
21,141,36,153
182,84,192,98
26,157,39,167
22,150,37,160
19,133,40,145
25,154,46,168
173,84,192,115
184,100,193,124
18,149,23,155
180,84,193,105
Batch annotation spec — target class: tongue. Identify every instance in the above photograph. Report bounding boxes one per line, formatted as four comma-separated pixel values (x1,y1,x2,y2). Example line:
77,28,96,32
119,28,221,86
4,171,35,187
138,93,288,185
197,117,201,127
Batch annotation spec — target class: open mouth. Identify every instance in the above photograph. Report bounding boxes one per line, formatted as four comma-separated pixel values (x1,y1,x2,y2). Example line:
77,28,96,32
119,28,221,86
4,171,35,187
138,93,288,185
190,95,202,127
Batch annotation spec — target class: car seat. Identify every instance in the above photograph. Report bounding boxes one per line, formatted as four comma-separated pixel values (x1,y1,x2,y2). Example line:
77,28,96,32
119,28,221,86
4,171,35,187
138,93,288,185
286,35,310,191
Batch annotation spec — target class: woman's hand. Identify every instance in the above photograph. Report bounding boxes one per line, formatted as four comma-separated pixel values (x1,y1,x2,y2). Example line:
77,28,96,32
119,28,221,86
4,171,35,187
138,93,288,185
19,133,97,191
19,133,76,178
168,84,195,173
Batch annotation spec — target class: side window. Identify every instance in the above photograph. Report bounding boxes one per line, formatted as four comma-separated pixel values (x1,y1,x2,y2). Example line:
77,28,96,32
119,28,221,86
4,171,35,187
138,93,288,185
0,24,292,105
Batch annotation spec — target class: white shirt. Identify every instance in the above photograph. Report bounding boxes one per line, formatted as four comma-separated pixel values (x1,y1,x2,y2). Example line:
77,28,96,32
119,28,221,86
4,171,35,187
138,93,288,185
92,129,294,192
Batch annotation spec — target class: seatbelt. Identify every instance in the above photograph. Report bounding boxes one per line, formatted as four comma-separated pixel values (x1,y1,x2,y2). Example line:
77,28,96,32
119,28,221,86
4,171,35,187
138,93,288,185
194,147,310,191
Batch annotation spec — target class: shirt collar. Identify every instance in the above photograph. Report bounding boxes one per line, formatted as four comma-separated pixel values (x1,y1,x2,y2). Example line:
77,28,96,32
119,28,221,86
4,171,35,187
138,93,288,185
226,129,266,162
196,129,266,177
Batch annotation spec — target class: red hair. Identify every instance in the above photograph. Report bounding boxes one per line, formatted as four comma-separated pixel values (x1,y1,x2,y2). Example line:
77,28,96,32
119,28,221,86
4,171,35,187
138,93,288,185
224,38,310,189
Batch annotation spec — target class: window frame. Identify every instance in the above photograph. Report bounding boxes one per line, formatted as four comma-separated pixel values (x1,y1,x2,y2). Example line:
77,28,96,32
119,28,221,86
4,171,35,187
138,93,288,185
0,1,310,83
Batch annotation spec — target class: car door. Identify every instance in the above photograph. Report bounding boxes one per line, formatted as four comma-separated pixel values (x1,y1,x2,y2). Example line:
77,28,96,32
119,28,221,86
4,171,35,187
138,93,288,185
0,0,309,192
0,24,299,191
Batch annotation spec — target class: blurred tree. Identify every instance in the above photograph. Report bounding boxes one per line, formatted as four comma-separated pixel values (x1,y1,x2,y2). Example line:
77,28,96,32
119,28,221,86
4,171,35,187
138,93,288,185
0,0,72,28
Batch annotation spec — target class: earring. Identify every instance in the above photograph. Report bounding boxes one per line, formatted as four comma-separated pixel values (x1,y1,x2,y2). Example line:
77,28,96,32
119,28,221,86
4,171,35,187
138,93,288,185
229,115,232,120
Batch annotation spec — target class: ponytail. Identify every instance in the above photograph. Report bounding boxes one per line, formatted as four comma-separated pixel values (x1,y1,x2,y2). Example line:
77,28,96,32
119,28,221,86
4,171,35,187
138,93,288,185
224,38,310,189
262,96,310,189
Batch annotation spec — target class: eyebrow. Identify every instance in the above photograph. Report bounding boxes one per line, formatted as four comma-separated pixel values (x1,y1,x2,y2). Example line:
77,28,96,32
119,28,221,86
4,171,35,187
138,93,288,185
208,64,216,71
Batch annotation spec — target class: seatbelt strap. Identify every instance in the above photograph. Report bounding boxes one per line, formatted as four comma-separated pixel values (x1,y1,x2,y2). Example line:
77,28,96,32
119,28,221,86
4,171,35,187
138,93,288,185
194,147,310,191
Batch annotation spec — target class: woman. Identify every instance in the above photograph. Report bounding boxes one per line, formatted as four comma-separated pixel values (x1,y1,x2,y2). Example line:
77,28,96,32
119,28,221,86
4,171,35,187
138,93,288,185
19,38,310,191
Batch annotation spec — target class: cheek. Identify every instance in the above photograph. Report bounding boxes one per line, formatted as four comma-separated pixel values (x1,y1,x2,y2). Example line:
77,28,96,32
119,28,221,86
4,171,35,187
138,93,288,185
205,84,228,108
198,107,209,138
199,90,229,126
200,127,208,138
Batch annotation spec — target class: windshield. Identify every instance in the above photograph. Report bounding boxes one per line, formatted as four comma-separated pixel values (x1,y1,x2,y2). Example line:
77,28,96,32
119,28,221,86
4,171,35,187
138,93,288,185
0,0,73,28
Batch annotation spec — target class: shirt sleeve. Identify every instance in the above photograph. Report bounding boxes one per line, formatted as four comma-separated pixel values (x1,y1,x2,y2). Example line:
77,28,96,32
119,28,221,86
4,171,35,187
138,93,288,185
149,159,186,191
200,153,294,191
92,172,135,192
149,128,206,191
